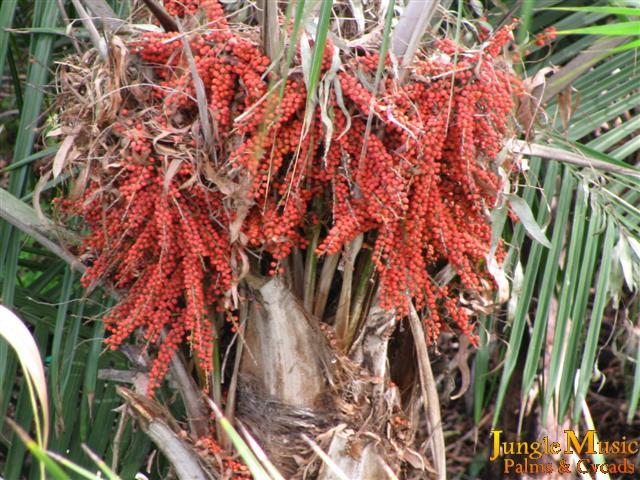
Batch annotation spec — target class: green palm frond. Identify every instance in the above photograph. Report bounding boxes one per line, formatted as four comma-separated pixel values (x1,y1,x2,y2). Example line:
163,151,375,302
475,2,640,429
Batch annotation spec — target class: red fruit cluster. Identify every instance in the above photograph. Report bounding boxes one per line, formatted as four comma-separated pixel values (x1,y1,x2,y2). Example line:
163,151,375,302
61,0,519,391
75,141,233,391
321,30,517,340
197,436,251,478
535,27,557,47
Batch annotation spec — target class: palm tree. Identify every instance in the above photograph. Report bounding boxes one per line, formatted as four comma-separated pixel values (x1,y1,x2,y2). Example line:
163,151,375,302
1,1,639,479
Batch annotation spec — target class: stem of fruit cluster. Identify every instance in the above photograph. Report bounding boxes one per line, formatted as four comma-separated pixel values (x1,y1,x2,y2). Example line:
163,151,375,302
334,234,363,349
303,225,321,312
313,252,340,320
349,248,376,338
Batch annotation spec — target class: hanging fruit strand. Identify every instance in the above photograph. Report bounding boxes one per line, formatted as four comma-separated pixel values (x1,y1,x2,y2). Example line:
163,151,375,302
55,0,520,393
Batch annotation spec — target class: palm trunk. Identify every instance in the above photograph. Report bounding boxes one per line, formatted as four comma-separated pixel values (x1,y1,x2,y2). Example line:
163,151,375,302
238,277,336,474
236,276,435,478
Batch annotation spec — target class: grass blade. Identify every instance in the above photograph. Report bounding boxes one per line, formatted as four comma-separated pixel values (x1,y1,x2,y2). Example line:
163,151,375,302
81,444,122,480
304,0,333,108
544,6,640,16
0,0,61,432
611,38,640,53
8,420,71,480
3,321,50,479
0,0,18,81
0,145,60,174
628,332,640,424
473,314,493,424
517,0,536,45
557,22,640,36
492,160,559,427
7,45,23,112
541,176,589,421
238,423,286,480
0,306,50,446
558,206,604,419
572,217,616,422
520,168,574,397
206,398,274,480
49,268,76,426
